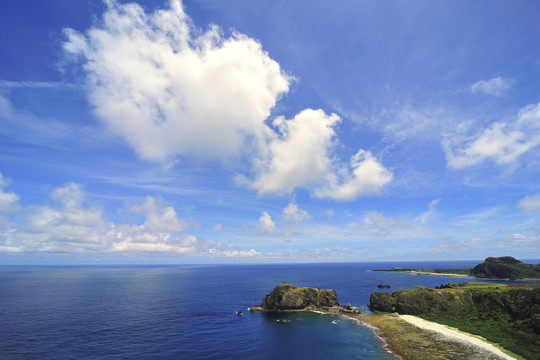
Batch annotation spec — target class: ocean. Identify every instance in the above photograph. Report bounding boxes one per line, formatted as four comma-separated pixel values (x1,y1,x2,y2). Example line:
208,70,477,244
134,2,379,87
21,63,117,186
0,261,527,359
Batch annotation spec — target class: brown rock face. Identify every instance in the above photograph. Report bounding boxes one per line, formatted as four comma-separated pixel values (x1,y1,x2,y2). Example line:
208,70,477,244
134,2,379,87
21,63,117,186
369,291,396,313
256,283,340,312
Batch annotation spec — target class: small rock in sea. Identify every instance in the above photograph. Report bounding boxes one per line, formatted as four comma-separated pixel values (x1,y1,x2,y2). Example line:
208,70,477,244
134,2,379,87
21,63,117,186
377,284,391,289
236,310,243,315
332,320,340,324
275,319,291,323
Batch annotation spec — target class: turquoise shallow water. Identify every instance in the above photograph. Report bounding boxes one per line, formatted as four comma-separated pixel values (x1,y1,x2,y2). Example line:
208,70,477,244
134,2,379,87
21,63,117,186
0,261,524,359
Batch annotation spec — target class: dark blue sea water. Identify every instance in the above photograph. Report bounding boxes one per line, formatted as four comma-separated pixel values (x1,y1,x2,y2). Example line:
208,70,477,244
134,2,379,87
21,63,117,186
0,261,532,359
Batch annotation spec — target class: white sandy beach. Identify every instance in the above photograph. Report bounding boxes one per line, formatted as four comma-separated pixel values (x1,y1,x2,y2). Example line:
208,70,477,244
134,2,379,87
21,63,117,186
404,271,474,278
398,315,516,360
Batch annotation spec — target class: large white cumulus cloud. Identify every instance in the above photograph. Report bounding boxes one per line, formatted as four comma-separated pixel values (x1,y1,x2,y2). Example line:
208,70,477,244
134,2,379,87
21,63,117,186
315,149,393,200
63,0,391,200
251,109,340,194
248,109,392,199
63,0,290,163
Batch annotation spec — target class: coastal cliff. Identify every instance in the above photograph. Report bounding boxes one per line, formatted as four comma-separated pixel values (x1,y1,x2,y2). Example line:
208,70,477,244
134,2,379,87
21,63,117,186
250,283,359,313
369,285,473,315
368,282,540,359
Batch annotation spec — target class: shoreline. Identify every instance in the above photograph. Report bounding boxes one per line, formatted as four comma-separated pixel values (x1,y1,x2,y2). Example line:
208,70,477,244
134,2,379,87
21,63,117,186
306,310,404,359
399,271,475,278
376,269,540,282
255,306,522,359
357,313,519,360
305,309,519,360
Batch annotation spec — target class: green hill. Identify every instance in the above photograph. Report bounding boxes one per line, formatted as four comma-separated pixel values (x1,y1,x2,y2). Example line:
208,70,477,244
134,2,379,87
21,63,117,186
369,282,540,359
470,256,540,280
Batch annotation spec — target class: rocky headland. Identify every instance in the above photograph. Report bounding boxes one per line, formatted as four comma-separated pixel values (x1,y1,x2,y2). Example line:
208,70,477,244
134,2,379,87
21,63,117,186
367,282,540,359
249,283,360,314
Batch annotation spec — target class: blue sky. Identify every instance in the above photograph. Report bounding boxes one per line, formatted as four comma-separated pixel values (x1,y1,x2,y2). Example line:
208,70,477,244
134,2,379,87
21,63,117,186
1,0,540,264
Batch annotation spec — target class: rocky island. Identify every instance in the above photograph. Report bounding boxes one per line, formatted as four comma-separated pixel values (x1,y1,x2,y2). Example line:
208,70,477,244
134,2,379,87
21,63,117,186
249,283,360,314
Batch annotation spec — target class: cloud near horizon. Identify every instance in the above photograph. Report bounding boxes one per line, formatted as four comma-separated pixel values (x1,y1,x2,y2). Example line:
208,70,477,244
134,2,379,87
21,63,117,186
63,0,392,200
0,179,211,255
362,198,440,238
0,175,376,259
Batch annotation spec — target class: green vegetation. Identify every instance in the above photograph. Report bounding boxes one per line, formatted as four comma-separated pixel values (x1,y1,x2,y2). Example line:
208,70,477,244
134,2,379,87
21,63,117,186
418,268,471,275
471,256,540,280
370,258,540,359
370,282,540,358
362,314,509,360
412,283,540,360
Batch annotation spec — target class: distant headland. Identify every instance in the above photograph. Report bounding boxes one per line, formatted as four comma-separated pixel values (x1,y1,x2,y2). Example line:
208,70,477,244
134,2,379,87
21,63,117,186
374,256,540,281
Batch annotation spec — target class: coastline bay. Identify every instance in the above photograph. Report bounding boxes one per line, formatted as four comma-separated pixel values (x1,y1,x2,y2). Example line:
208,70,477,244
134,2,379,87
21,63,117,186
1,261,535,359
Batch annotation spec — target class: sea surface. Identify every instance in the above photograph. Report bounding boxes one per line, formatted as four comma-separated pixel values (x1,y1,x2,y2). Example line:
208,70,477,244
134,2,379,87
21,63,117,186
0,261,532,359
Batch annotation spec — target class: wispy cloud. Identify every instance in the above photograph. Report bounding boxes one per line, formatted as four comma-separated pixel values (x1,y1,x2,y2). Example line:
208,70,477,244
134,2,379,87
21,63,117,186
0,174,19,215
471,77,514,96
444,102,540,169
518,193,540,212
281,202,311,236
362,198,440,238
429,232,539,258
453,206,502,226
0,80,78,90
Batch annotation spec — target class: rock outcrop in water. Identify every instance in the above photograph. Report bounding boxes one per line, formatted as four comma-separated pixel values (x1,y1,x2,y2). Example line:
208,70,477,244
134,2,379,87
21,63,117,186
250,283,360,313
